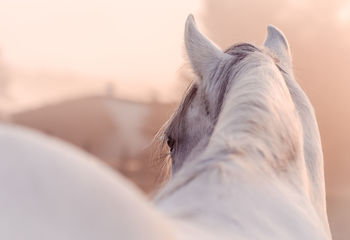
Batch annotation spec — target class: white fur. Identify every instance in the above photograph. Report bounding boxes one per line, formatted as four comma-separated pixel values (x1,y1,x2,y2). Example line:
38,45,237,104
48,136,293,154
155,15,331,239
264,25,329,230
185,14,229,78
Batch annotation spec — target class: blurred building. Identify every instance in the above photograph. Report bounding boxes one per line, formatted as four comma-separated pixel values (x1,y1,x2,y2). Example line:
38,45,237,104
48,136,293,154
11,95,176,193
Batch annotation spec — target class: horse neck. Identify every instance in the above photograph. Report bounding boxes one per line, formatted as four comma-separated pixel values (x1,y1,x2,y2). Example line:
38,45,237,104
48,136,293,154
156,58,308,200
282,71,329,232
205,57,308,186
155,58,330,238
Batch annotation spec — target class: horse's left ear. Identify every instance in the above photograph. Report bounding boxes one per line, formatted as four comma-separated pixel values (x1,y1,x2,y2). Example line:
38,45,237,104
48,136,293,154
264,25,292,69
184,14,227,79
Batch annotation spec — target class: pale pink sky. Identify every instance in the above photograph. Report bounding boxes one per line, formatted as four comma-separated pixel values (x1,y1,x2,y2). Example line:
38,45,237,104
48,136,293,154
0,0,349,113
0,0,201,112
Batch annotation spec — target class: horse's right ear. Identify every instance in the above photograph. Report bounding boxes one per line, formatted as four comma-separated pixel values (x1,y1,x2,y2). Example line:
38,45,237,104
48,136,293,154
184,14,226,79
264,25,292,70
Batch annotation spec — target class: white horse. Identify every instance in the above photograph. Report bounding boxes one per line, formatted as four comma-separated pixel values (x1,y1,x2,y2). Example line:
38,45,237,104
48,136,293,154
0,15,331,239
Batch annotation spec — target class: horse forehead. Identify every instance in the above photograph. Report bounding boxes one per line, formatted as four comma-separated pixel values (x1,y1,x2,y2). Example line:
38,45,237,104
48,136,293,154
185,94,204,119
224,43,261,56
165,85,198,134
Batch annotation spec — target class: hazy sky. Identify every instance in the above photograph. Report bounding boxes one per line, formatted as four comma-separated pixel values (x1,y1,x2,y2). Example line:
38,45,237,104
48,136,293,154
0,0,349,115
0,0,200,112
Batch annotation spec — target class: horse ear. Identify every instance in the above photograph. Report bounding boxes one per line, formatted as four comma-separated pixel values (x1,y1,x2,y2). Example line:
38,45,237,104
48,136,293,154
184,14,226,78
264,25,292,70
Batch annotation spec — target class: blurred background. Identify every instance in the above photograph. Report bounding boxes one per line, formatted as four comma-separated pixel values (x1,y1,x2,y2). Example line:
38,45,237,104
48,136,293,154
0,0,349,239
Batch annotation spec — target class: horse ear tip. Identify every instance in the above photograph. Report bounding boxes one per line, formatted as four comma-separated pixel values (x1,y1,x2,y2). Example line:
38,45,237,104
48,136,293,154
186,14,195,26
187,14,194,21
267,24,278,34
267,25,288,40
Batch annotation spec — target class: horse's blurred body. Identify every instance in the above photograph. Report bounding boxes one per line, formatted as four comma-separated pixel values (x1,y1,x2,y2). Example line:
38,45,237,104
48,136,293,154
0,124,173,240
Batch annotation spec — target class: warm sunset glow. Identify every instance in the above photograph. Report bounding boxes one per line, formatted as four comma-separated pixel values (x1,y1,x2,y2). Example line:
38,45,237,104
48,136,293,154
337,1,350,24
0,0,201,112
